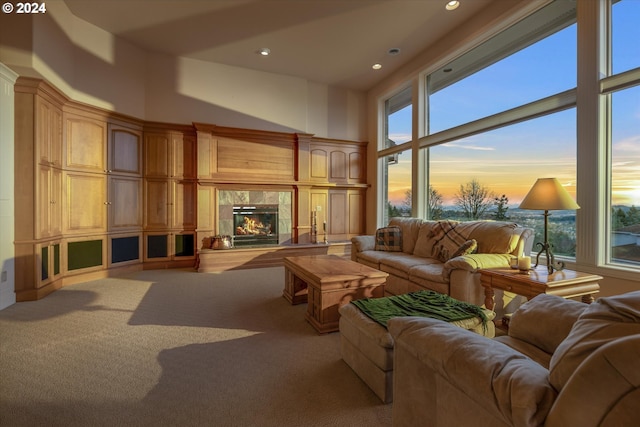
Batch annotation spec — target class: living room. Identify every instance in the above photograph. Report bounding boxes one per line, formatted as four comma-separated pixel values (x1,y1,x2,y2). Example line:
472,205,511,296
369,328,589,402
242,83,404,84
0,0,639,425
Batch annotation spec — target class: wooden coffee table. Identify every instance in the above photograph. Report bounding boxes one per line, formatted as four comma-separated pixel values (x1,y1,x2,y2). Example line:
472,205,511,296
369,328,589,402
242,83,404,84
283,255,388,334
480,266,602,311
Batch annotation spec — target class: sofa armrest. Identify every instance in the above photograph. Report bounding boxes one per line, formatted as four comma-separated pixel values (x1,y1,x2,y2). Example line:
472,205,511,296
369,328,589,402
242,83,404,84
389,316,557,427
444,253,511,272
545,335,640,427
351,235,375,253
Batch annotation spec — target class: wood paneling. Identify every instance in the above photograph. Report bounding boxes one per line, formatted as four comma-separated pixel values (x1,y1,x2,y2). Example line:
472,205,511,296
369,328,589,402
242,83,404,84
311,149,328,179
216,137,294,179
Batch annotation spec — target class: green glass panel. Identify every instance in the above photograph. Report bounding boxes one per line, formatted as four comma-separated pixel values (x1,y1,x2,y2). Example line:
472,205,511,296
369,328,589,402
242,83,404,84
68,240,103,271
112,236,140,263
175,234,195,257
147,235,168,258
53,244,60,275
41,246,49,281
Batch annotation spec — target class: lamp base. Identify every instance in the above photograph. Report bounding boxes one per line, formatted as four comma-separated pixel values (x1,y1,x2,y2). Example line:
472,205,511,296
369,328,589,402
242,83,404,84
533,242,565,274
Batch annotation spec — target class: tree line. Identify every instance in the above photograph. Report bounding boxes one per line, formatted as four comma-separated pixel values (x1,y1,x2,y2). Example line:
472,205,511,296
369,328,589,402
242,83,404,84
388,178,511,221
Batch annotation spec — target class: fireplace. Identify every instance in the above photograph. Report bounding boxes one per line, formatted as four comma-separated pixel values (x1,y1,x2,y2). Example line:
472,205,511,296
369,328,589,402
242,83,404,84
233,204,279,246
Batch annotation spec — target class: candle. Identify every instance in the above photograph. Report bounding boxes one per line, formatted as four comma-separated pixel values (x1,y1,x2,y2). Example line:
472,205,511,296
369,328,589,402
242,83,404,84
518,256,531,271
510,256,519,269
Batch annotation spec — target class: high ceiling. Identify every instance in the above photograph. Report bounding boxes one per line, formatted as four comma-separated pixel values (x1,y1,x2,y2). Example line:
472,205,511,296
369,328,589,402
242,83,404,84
63,0,493,91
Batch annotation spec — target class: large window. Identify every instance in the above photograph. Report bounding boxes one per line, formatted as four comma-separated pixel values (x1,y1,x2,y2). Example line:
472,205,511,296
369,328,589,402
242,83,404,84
381,87,412,225
607,0,640,267
428,109,577,256
377,0,640,275
423,1,578,257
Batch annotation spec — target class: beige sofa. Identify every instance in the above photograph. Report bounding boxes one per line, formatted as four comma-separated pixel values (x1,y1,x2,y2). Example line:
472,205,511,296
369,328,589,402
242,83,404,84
389,291,640,427
351,217,534,308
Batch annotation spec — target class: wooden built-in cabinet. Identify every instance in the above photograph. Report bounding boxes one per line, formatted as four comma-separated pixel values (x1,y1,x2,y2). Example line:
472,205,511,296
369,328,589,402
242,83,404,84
298,136,368,244
14,78,146,300
143,124,197,265
13,78,367,299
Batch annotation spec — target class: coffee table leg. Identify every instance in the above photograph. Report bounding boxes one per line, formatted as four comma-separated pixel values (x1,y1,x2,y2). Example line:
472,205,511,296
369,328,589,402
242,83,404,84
283,268,308,305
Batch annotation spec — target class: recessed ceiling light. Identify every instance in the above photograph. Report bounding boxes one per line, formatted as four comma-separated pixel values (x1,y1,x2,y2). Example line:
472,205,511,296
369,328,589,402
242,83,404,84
372,63,382,70
258,48,270,56
388,48,401,56
446,1,460,11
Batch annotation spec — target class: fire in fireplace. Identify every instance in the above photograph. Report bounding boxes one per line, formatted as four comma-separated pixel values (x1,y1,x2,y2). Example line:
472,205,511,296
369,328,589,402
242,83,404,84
232,204,279,246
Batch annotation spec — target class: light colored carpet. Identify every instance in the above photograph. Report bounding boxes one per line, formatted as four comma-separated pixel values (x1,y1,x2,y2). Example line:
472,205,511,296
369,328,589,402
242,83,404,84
0,267,392,426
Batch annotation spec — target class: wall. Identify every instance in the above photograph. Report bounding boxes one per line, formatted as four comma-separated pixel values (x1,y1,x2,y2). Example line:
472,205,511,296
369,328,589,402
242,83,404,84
0,64,18,309
0,0,366,140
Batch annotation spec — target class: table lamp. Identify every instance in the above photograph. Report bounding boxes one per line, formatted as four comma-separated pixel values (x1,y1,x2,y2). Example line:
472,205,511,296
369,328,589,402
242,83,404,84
518,178,580,274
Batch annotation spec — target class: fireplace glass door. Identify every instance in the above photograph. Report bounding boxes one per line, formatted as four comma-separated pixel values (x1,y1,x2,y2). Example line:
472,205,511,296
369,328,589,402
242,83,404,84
233,205,279,246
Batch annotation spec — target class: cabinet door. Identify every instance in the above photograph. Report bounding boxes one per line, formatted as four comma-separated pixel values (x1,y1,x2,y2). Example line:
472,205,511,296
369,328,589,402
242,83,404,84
50,167,63,237
144,179,170,229
38,241,61,288
327,189,365,240
35,96,62,167
196,132,216,179
144,133,170,177
172,133,196,179
36,165,62,239
64,114,107,173
172,180,197,229
64,171,107,234
109,125,142,176
109,176,142,230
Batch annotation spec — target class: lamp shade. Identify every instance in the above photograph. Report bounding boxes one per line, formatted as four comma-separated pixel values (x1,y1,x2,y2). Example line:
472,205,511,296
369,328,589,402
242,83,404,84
519,178,580,211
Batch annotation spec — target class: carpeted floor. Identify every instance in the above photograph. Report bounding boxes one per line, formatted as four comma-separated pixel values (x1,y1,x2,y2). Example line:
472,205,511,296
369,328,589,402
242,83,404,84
0,267,392,427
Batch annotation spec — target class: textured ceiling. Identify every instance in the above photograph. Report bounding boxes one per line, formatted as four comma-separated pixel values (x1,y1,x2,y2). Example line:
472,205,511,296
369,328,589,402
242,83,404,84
63,0,493,91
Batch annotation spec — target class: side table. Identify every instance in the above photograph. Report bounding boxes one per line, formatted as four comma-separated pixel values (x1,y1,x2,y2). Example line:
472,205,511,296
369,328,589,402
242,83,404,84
480,266,602,312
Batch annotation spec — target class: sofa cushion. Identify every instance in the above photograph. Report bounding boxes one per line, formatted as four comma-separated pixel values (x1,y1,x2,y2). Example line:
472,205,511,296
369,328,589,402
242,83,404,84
355,250,390,267
508,294,587,355
389,217,426,254
374,226,402,252
455,221,521,254
549,291,640,392
408,261,448,285
412,221,440,257
379,254,431,279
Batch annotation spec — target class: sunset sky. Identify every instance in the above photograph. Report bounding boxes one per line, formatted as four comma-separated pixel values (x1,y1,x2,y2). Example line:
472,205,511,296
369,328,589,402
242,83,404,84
386,1,639,208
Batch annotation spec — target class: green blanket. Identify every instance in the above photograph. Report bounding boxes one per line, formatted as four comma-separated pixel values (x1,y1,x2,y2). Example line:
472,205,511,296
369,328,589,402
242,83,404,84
350,290,489,330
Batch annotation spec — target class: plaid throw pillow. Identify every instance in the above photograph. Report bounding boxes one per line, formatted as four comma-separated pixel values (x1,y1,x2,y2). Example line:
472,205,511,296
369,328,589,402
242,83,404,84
375,226,403,252
429,220,469,262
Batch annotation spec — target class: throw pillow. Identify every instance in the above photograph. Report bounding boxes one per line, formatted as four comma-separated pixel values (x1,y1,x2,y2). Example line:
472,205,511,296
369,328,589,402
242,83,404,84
429,220,469,262
375,226,403,252
451,239,477,258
